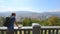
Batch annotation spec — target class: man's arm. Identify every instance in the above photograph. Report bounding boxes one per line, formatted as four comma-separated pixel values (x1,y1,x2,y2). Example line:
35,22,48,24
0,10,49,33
14,18,18,27
14,21,19,27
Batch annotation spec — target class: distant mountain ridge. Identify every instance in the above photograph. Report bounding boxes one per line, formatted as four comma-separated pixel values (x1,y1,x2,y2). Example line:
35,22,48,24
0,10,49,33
0,11,60,20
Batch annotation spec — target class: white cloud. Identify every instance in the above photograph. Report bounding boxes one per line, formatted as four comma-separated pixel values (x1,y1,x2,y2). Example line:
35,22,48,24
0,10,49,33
0,6,32,12
0,6,60,13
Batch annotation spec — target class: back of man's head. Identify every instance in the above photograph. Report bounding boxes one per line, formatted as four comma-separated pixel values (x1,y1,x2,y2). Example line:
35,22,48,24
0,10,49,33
11,13,16,16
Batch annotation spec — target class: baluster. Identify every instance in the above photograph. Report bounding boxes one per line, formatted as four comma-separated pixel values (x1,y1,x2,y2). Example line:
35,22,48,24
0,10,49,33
5,31,7,34
15,30,17,34
19,30,22,34
56,29,58,34
28,30,30,34
48,29,51,34
41,29,43,34
45,30,47,34
52,29,54,34
1,30,4,34
3,30,6,34
24,30,26,34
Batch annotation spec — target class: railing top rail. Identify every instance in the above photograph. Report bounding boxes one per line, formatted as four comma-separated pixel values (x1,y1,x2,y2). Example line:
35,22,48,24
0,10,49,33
0,26,32,30
41,26,60,29
0,26,60,30
41,26,60,28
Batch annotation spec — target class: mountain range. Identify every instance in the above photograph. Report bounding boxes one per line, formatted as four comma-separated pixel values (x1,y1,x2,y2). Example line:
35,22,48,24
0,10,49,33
0,11,60,20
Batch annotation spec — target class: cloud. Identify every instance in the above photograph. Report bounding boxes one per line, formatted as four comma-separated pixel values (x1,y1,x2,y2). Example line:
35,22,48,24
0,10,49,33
0,6,60,13
0,6,32,12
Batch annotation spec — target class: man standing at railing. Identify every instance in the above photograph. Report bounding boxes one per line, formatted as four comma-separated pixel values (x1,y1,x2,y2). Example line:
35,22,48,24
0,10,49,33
7,13,18,34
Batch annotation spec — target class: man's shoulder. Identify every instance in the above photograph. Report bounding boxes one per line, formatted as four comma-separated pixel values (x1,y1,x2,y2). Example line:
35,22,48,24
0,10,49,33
11,16,15,19
10,16,15,20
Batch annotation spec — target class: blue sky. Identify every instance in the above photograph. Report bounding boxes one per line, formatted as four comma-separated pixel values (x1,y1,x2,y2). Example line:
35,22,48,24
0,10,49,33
0,0,60,13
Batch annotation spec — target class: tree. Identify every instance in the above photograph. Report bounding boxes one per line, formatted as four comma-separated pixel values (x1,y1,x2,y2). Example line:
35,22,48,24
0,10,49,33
23,17,41,26
0,17,5,26
47,16,60,26
23,18,30,26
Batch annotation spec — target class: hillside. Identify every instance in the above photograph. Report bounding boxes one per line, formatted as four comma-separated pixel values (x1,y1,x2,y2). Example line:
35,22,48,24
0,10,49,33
0,11,60,20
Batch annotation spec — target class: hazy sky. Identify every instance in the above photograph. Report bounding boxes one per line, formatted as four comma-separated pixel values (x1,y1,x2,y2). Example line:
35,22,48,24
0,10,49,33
0,0,60,13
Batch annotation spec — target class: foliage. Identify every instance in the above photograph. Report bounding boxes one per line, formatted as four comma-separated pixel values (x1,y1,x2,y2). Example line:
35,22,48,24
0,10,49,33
23,18,30,26
0,16,60,26
19,16,60,26
23,17,41,26
47,16,60,26
0,17,5,26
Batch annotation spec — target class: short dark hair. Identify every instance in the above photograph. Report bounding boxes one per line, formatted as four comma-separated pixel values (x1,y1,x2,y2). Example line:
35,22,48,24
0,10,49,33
12,13,16,16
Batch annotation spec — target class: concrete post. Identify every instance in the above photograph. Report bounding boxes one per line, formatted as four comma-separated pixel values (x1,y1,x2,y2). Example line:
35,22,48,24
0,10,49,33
32,23,41,34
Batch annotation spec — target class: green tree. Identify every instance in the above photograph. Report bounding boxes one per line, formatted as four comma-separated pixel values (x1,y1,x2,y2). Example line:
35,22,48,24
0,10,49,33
23,18,42,26
23,18,30,26
47,16,60,26
0,17,5,26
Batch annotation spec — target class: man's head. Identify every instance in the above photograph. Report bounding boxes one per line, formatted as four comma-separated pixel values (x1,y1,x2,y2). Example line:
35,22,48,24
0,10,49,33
11,13,16,16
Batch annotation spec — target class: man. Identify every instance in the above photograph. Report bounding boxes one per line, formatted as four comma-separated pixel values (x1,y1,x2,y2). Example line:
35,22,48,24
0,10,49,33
7,13,18,34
